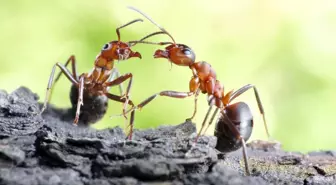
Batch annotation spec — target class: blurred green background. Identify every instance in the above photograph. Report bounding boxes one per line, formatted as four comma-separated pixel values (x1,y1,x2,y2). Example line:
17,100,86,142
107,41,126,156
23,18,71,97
1,0,335,152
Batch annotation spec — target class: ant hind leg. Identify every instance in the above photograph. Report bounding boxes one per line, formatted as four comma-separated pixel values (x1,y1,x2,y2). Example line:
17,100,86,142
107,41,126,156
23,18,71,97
229,84,270,139
39,62,78,115
54,55,78,83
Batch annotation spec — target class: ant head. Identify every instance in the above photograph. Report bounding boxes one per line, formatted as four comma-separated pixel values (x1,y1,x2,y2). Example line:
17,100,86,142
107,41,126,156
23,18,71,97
100,41,141,61
96,18,143,64
128,7,196,66
154,44,195,66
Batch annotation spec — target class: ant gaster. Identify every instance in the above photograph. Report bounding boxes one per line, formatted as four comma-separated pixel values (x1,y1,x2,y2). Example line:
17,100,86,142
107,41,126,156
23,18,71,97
39,19,144,139
127,7,271,175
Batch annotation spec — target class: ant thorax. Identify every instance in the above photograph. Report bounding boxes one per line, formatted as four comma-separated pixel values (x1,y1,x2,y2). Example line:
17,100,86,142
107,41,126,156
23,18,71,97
94,56,114,70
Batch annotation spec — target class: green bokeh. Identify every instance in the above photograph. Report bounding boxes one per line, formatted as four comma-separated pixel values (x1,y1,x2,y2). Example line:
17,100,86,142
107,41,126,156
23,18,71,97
1,0,335,152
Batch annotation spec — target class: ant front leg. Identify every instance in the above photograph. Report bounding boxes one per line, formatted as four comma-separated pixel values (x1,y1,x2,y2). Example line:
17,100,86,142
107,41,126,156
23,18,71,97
186,76,201,121
133,90,196,111
40,62,78,114
105,73,133,119
229,84,270,139
186,89,200,121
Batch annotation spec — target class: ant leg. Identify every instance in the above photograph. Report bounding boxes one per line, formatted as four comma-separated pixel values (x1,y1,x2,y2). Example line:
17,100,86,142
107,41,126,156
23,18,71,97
54,55,78,83
229,84,270,139
222,112,251,176
134,91,195,112
104,92,135,139
127,110,135,140
73,76,84,124
241,137,251,176
107,68,124,96
40,62,78,114
194,105,214,143
194,96,216,142
202,107,220,135
186,89,200,121
117,90,196,118
105,73,133,118
104,93,134,107
116,19,143,42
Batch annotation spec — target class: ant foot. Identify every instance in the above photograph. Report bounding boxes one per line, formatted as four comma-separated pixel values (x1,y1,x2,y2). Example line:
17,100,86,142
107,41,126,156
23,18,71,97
32,111,41,116
127,134,132,140
185,118,193,122
125,131,133,140
33,106,46,116
73,117,79,125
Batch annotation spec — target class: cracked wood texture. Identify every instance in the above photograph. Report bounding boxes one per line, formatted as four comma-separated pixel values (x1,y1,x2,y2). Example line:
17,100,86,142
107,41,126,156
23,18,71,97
0,87,335,185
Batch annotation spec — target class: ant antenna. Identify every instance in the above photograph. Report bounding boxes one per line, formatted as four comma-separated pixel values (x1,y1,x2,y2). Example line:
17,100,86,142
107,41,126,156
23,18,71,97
128,31,173,47
128,6,176,44
138,31,167,42
116,18,143,43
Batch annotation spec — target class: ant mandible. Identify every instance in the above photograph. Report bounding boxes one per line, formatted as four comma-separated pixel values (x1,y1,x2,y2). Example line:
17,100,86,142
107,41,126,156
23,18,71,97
39,18,144,139
127,7,271,175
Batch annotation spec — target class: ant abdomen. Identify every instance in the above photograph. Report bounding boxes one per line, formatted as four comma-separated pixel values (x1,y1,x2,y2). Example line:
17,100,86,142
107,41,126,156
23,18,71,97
215,102,253,152
69,84,108,125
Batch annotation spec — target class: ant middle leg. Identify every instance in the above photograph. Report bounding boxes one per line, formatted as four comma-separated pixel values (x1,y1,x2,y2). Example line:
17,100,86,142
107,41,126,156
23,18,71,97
105,73,133,118
40,62,78,114
194,105,214,143
127,110,135,140
104,92,136,140
202,107,220,136
104,93,135,107
229,84,270,139
194,96,220,143
186,89,200,121
73,76,84,124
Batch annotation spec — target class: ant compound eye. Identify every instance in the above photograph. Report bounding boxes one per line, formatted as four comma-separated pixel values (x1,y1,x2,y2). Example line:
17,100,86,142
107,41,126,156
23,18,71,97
182,48,195,58
182,48,192,56
178,44,194,57
102,43,111,51
182,47,195,62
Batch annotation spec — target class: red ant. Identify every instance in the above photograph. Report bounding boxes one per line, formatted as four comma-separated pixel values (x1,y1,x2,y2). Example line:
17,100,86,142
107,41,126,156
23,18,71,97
127,7,271,175
39,18,146,139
